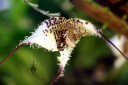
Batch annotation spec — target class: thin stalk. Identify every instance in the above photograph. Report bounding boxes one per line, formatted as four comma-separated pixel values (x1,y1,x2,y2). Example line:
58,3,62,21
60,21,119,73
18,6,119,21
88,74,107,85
98,29,128,60
23,0,61,17
50,66,63,85
0,43,29,64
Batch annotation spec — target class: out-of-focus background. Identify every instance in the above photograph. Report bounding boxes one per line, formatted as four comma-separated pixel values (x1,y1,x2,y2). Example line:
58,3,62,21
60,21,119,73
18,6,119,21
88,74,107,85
0,0,128,85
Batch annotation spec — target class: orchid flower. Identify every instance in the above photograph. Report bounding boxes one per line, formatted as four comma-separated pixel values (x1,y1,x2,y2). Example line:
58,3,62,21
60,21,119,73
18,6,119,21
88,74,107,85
0,0,127,85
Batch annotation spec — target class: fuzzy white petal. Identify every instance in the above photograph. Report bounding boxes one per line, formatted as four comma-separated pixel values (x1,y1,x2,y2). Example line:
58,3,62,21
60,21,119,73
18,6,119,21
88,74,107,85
23,21,58,51
79,19,100,36
58,47,74,73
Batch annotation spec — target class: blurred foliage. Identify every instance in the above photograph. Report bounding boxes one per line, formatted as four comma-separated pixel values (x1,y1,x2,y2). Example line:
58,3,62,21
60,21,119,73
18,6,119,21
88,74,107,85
0,0,128,85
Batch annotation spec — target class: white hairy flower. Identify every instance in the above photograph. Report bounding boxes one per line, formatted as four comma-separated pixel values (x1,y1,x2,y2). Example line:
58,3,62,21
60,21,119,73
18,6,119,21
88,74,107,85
1,1,127,84
22,17,100,76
